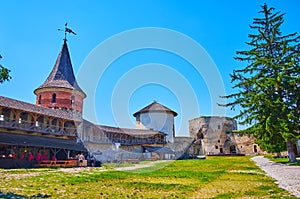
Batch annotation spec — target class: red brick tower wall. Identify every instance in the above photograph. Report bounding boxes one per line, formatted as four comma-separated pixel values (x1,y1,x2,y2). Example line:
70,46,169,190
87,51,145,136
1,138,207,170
35,89,84,114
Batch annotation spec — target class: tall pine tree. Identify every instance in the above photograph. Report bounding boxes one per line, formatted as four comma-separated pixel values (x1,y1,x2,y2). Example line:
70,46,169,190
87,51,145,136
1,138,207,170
222,3,300,162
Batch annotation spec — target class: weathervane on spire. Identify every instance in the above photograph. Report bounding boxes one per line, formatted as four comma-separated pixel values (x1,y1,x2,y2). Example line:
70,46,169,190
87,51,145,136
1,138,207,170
58,23,76,41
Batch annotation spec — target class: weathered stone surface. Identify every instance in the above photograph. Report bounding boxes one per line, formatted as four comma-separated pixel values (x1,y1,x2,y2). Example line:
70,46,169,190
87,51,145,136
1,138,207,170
168,137,194,155
189,116,238,155
234,134,266,155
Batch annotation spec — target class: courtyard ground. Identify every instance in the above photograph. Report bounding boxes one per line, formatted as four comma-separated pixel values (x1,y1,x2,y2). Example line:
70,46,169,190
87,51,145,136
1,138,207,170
0,156,298,198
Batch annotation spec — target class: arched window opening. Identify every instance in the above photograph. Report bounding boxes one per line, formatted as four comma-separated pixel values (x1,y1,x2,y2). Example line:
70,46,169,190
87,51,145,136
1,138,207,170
51,93,56,103
64,121,76,135
2,108,11,122
254,145,258,153
51,119,58,126
51,119,60,132
36,116,44,127
19,112,29,125
197,130,204,139
220,148,223,153
230,145,236,154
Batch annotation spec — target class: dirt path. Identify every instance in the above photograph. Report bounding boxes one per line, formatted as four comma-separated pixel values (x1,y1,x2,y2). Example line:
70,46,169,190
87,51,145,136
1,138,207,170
252,156,300,198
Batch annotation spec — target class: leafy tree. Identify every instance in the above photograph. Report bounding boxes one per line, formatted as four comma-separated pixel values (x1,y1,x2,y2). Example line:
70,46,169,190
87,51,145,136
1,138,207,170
221,4,300,162
0,55,12,83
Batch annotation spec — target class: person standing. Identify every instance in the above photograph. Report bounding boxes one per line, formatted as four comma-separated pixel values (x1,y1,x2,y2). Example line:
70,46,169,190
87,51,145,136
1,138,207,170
36,152,42,161
28,152,34,161
78,153,85,167
90,155,95,167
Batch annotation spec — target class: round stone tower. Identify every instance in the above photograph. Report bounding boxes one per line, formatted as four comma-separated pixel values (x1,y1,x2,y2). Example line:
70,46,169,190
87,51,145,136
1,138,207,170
133,101,177,143
34,40,86,114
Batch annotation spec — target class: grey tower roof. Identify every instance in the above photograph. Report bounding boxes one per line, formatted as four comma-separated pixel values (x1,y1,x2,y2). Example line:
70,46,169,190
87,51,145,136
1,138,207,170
34,40,86,96
133,101,178,117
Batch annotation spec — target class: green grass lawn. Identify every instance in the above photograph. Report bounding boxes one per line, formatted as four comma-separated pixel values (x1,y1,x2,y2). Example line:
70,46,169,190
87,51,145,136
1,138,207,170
0,156,296,198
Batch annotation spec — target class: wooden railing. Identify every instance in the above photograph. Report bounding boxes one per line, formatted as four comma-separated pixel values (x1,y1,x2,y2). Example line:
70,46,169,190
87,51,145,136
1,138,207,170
0,119,77,137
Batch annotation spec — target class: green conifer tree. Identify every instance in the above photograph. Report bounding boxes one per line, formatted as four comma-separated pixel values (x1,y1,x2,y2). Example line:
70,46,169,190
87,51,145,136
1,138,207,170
221,3,300,162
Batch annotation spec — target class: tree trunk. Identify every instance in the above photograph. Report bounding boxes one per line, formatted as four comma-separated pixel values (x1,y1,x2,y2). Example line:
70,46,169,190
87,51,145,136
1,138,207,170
287,139,296,162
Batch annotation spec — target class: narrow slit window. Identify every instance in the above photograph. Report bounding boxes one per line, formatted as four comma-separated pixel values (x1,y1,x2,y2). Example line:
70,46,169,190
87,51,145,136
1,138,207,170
38,95,42,104
52,93,56,103
71,96,75,105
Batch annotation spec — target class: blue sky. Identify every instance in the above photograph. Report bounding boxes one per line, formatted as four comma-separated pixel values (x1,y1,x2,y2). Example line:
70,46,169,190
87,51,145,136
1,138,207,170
1,1,300,136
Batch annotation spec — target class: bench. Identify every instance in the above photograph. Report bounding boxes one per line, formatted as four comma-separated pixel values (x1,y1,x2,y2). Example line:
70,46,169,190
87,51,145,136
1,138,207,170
35,160,78,167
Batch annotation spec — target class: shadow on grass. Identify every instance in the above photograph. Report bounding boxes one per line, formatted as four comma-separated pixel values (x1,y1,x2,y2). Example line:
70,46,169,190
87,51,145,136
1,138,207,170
272,157,300,166
0,190,50,199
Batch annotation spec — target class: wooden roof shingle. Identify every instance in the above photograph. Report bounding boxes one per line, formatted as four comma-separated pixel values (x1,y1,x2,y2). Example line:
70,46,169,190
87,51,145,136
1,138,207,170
0,96,78,120
97,124,166,136
34,40,86,97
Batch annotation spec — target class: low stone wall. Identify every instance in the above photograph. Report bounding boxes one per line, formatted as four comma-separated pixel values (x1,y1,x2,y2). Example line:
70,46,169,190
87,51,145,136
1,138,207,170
234,134,266,155
168,137,194,156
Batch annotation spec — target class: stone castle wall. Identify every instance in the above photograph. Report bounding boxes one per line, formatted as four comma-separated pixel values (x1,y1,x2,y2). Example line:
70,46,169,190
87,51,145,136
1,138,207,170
234,134,266,155
189,116,238,155
168,137,194,155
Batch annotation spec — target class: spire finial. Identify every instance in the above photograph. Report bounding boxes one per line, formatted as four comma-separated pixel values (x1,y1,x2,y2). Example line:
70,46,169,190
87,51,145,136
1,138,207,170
58,23,77,41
